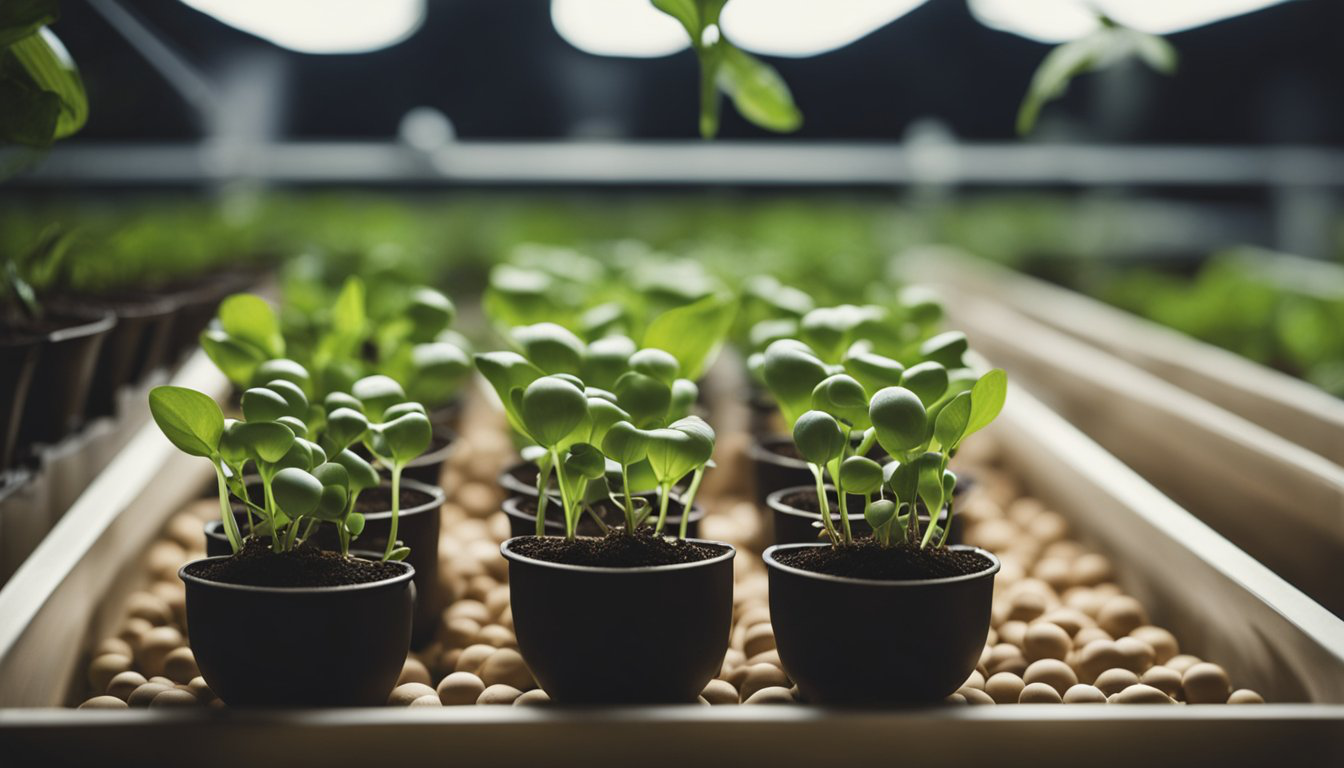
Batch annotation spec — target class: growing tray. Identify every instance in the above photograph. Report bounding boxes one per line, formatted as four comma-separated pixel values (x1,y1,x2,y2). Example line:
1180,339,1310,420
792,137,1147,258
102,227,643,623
0,363,1341,766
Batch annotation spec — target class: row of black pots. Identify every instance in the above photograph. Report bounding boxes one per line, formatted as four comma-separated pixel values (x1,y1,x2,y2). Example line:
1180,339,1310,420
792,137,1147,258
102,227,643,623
204,477,444,647
0,269,264,474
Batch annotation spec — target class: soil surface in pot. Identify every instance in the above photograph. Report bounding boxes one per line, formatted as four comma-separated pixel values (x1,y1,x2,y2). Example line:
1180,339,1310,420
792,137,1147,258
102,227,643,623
185,539,404,587
511,529,722,567
354,485,436,516
775,539,991,580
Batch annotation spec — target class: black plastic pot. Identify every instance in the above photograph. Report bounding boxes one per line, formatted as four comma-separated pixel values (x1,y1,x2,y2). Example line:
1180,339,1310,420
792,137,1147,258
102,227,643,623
501,536,735,704
498,460,541,499
63,295,177,419
502,492,704,539
748,435,812,507
179,554,414,707
428,398,462,432
15,310,116,455
0,332,41,472
764,542,999,705
766,485,963,547
204,477,443,646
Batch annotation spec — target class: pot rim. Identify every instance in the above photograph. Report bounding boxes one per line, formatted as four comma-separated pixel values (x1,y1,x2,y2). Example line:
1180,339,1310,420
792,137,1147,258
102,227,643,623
179,554,415,595
763,542,1000,588
42,309,117,344
501,535,735,575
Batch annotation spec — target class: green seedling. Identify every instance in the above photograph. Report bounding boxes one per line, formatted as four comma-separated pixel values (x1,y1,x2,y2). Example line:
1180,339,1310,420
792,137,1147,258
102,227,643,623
353,375,432,561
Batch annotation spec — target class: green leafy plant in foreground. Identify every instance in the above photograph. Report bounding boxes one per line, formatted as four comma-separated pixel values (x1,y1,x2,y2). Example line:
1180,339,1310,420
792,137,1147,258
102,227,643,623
477,333,716,540
150,367,430,561
763,328,1006,548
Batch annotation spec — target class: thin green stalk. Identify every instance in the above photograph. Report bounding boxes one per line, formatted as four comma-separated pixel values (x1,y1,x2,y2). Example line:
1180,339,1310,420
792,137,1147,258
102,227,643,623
549,447,577,540
383,466,402,561
678,467,705,540
811,465,839,545
937,494,954,548
213,463,241,553
263,478,281,554
621,464,636,533
654,482,672,535
534,462,550,537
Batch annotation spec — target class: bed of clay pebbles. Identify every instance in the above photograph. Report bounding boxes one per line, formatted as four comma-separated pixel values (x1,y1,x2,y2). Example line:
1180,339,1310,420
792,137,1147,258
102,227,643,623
75,408,1264,710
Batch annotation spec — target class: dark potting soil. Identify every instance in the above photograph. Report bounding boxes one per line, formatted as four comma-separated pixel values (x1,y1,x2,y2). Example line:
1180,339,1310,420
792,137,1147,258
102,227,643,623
775,538,991,581
354,485,435,517
511,529,723,568
186,538,404,587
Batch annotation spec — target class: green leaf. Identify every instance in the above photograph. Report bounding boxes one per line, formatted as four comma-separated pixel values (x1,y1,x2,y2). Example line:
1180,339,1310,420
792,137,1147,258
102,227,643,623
838,455,883,495
325,407,369,452
717,44,802,134
602,420,651,466
251,359,312,394
629,347,680,384
512,322,585,375
234,421,296,464
311,462,351,521
406,342,471,405
901,361,949,407
843,352,905,397
334,448,380,493
669,378,698,420
964,369,1008,439
645,428,700,485
585,396,630,447
405,287,455,341
761,339,830,429
0,74,59,147
670,415,715,465
387,546,411,562
933,391,972,451
345,512,366,537
352,375,406,420
643,292,736,381
241,387,292,423
613,371,672,430
0,1,58,50
869,386,927,455
810,373,870,430
272,467,322,520
218,294,284,358
581,335,637,390
378,412,432,466
564,442,606,480
865,498,898,534
475,351,544,432
919,331,968,370
200,329,266,389
8,29,86,140
1017,24,1177,135
792,410,845,467
520,376,589,448
149,386,223,459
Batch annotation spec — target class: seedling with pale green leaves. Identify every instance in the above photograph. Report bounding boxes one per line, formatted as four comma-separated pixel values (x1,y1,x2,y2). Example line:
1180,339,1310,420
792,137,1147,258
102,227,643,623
150,368,432,562
764,327,1007,549
478,343,717,541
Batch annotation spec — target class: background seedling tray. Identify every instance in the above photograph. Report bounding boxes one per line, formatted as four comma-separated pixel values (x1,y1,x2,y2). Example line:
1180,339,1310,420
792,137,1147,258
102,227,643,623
0,357,1341,766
